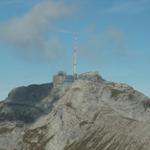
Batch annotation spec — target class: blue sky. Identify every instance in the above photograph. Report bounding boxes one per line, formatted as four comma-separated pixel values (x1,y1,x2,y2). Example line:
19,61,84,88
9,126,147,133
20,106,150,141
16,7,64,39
0,0,150,100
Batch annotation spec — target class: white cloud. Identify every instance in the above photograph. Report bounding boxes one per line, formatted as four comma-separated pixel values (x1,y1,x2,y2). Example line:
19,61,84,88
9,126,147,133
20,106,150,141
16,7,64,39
103,0,150,14
106,28,124,43
78,27,127,66
0,0,24,6
43,37,66,60
0,1,72,60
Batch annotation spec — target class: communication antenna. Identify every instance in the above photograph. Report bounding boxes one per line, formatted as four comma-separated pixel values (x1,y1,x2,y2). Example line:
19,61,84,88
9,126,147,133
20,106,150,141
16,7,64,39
73,32,78,80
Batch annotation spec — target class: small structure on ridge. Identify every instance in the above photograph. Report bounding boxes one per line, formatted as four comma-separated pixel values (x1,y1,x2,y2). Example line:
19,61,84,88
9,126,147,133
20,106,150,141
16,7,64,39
53,71,74,88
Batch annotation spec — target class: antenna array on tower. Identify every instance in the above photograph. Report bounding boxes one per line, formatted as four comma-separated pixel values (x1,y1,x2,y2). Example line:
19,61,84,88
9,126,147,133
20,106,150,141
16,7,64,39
73,32,78,79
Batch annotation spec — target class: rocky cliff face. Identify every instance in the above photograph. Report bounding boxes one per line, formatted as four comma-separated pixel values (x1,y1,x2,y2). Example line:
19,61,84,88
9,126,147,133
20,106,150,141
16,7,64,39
0,72,150,150
0,83,53,123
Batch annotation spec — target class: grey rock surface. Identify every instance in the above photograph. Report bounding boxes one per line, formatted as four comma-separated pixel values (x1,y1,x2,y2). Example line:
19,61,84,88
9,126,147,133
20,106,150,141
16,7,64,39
0,83,53,123
0,72,150,150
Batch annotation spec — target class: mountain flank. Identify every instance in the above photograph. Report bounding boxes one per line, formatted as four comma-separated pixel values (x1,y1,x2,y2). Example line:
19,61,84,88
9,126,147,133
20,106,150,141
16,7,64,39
0,72,150,150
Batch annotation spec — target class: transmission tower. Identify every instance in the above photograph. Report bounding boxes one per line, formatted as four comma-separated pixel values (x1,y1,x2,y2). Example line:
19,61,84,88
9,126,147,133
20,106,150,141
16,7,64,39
73,32,78,80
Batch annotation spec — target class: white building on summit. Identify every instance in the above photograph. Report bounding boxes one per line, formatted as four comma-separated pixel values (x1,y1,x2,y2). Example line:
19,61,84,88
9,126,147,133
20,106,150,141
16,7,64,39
53,71,74,88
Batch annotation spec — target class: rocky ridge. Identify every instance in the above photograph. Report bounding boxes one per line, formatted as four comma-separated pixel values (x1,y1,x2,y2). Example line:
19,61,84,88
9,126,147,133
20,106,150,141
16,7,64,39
0,72,150,150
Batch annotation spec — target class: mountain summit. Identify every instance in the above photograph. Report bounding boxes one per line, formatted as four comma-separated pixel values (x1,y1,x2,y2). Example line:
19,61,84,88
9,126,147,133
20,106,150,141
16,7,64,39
0,72,150,150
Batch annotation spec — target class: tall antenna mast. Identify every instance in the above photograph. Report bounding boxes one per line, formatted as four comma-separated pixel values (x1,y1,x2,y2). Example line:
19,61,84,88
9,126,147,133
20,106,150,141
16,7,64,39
73,32,78,79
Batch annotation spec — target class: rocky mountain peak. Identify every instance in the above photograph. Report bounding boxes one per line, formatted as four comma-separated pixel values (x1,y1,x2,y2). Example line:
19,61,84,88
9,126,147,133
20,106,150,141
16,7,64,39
0,72,150,150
